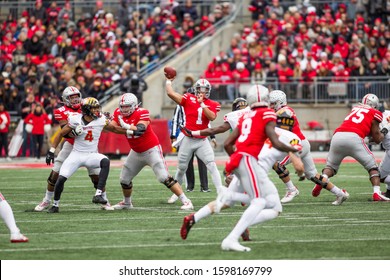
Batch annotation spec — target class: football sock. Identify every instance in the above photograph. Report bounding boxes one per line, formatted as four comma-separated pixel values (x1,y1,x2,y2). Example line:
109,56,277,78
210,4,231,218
178,193,188,204
95,189,103,196
373,185,381,194
330,185,344,196
53,200,59,207
194,205,212,222
44,190,54,203
0,199,19,234
285,180,295,192
124,196,132,205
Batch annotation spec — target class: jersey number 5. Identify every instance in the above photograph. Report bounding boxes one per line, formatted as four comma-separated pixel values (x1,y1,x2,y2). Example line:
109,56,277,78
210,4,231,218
84,130,93,142
344,107,369,124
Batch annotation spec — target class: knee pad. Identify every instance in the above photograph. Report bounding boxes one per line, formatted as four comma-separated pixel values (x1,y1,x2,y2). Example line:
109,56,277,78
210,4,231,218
47,171,59,187
310,175,328,189
89,175,99,189
100,158,110,168
322,167,337,176
273,162,289,179
369,167,380,179
121,182,133,190
163,176,177,188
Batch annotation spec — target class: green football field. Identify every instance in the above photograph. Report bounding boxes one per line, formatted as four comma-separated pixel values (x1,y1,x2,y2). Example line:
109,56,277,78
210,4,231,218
1,162,390,260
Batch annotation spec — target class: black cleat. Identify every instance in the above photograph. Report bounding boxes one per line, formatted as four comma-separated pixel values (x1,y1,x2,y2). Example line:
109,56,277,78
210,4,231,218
48,206,59,213
92,195,107,204
383,190,390,198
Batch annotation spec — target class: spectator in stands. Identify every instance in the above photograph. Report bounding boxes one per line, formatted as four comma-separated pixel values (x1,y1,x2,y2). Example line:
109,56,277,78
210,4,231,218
248,0,268,21
24,71,40,101
20,92,36,157
30,0,47,23
0,102,11,159
24,102,51,160
46,1,61,27
231,62,250,100
58,1,73,26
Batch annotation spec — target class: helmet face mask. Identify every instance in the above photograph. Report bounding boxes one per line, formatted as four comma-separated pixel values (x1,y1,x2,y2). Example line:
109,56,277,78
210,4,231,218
62,86,82,109
269,90,287,111
361,93,379,109
82,97,101,120
232,97,248,111
194,79,211,99
119,93,138,116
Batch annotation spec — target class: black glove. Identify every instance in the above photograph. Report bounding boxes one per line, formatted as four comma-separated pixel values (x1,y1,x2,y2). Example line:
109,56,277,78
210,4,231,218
133,124,146,136
46,150,55,165
180,125,193,137
381,127,389,136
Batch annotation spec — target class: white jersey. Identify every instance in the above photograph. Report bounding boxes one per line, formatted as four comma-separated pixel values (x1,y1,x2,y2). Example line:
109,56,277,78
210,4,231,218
68,114,107,153
381,110,390,150
258,127,301,173
223,107,250,130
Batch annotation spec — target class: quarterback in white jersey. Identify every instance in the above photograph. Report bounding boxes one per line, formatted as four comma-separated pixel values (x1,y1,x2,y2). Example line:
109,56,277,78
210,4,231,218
47,98,127,213
379,110,390,198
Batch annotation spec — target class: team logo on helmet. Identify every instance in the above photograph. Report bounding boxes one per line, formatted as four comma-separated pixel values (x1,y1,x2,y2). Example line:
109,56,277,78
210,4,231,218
81,97,101,120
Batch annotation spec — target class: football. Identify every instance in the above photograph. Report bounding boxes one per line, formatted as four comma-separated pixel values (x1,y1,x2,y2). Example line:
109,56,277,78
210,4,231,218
164,66,177,79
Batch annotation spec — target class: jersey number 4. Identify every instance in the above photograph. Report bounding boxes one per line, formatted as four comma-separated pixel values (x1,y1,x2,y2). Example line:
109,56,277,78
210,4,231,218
344,107,369,124
84,130,93,142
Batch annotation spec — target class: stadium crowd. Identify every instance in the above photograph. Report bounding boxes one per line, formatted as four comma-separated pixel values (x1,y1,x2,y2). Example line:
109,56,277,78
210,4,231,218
202,0,389,100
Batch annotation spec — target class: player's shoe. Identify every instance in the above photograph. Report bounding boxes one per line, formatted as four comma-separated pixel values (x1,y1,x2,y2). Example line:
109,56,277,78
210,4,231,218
167,194,178,204
383,190,390,198
281,188,299,203
373,192,390,201
101,203,115,210
112,201,134,210
312,184,323,197
34,200,50,212
215,187,231,213
241,228,251,242
180,200,194,210
200,187,211,192
186,188,194,192
332,189,349,205
48,206,59,213
180,213,195,240
10,232,29,243
92,195,107,204
221,238,251,252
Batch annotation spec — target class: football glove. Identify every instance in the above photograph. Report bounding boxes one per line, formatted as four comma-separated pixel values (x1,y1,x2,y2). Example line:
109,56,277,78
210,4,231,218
46,150,55,165
180,125,193,137
381,125,389,136
118,115,131,130
70,124,83,137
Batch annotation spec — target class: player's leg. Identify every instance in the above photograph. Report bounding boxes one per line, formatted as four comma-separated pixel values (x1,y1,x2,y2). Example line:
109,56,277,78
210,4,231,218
379,150,390,198
185,153,195,192
113,150,143,209
195,138,223,193
148,145,193,210
86,153,111,204
0,193,28,242
197,156,209,192
35,142,73,211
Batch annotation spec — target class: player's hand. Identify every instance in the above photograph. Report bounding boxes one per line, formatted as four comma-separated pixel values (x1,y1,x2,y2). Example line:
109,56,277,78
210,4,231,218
381,125,389,136
211,138,217,148
133,126,146,136
118,116,131,130
46,150,55,165
103,111,112,120
180,125,193,137
71,124,83,136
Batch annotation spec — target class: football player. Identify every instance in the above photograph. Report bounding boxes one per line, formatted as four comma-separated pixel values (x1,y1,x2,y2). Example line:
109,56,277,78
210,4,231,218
316,93,389,201
111,93,193,210
0,192,28,242
47,97,127,213
165,78,223,204
35,87,113,211
379,109,390,198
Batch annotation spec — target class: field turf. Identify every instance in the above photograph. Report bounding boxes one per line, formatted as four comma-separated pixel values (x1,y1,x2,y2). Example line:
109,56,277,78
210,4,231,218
1,162,390,260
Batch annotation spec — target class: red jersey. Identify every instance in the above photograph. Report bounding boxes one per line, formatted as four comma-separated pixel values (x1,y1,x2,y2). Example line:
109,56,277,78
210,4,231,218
334,105,383,139
0,111,11,133
226,107,276,173
277,106,306,140
112,107,159,153
180,93,221,138
24,113,51,135
54,105,80,144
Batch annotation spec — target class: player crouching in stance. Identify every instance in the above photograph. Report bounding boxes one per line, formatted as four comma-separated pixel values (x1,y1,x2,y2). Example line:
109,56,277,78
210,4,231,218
0,192,28,242
111,93,193,210
47,98,127,213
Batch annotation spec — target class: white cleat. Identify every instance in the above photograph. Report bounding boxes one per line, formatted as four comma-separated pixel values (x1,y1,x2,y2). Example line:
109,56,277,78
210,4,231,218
167,194,179,204
281,188,299,203
221,238,251,252
101,203,115,210
332,189,349,205
10,231,29,243
180,200,194,210
215,187,231,213
34,200,50,212
112,201,134,210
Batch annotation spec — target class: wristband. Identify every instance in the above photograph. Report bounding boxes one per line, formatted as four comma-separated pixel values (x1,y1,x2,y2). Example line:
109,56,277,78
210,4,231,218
126,129,134,137
49,147,56,153
192,130,201,136
200,102,207,108
166,80,172,85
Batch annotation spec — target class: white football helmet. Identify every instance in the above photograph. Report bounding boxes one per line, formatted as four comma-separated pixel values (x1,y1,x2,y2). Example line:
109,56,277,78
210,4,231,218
194,79,211,98
62,86,82,109
361,93,380,109
119,93,138,116
246,84,270,108
269,90,287,111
